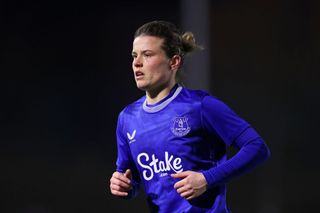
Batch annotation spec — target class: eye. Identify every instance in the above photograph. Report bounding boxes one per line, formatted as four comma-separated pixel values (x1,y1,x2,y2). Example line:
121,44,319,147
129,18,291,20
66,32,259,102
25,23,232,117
143,52,153,58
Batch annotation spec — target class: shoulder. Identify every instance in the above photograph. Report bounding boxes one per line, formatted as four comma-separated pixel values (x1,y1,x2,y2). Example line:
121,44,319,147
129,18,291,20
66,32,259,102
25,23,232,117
180,87,232,113
118,96,145,118
180,87,226,109
179,87,211,102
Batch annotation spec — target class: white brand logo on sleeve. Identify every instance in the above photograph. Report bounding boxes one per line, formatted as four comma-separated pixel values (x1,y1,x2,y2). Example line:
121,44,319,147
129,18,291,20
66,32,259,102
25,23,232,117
137,151,183,181
127,130,136,143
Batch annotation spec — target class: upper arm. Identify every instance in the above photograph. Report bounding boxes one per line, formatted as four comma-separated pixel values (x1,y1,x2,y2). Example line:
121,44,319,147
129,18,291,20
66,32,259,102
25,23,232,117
200,96,251,147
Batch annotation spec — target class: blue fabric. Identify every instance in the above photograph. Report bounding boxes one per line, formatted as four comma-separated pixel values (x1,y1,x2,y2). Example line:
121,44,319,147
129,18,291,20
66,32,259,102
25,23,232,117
115,86,270,213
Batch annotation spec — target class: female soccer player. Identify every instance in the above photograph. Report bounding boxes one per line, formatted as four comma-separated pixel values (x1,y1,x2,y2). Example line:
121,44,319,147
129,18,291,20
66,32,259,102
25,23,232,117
109,20,270,213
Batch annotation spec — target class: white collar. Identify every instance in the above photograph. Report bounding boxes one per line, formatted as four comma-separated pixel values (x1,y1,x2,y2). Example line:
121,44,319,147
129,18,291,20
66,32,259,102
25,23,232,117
142,86,183,113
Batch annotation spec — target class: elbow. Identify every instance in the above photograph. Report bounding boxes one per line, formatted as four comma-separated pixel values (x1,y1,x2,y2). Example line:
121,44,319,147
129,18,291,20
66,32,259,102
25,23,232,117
245,138,271,164
258,139,271,162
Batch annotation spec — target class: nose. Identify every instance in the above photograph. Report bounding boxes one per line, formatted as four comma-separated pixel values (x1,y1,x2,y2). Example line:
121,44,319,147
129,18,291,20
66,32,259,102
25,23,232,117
133,56,143,68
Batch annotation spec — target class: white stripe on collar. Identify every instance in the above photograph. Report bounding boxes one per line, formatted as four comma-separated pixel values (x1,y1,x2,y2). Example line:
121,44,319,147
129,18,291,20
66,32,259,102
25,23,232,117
143,86,183,113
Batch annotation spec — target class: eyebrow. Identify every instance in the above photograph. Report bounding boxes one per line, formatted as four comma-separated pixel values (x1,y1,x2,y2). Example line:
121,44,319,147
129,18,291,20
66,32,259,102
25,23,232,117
131,50,154,55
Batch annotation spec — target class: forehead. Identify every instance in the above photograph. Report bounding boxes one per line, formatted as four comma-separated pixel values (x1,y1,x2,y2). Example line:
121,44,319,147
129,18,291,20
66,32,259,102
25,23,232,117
132,35,164,51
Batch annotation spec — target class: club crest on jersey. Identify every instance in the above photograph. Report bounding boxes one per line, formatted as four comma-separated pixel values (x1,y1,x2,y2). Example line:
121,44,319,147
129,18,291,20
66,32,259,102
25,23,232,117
171,116,190,136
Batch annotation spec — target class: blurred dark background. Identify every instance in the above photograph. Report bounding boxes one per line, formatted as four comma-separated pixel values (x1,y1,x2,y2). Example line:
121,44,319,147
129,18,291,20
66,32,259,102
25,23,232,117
1,0,319,212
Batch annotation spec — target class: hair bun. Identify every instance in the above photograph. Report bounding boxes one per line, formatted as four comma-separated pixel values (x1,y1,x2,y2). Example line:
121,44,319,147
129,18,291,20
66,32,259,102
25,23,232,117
181,32,201,54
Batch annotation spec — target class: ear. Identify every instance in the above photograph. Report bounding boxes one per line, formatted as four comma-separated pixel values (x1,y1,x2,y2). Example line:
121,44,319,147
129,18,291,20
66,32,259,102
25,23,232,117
169,55,181,72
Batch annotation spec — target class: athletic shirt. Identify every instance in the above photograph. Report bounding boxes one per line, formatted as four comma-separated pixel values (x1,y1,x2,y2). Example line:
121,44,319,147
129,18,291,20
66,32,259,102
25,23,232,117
115,85,270,213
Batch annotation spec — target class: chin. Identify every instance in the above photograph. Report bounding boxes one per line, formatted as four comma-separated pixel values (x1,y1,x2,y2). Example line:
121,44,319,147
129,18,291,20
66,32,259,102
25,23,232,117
136,82,148,91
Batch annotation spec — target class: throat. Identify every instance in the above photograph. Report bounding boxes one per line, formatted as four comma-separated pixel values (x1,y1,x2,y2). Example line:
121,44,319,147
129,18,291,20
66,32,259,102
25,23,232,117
146,84,179,106
146,91,169,105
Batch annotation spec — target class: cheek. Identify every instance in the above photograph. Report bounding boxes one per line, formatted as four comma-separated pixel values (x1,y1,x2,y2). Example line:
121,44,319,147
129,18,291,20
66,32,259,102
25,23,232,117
150,60,169,73
144,58,170,78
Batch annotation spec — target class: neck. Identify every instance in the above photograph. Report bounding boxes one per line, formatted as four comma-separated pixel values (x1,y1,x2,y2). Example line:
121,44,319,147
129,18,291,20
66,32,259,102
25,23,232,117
146,81,177,105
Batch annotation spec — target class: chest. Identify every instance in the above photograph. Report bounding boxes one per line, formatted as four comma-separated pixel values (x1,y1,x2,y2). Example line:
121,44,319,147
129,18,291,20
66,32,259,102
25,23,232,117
125,107,206,157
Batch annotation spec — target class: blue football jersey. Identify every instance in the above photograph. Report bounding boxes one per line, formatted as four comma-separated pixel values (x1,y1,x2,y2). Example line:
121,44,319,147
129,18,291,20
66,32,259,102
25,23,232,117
115,85,264,213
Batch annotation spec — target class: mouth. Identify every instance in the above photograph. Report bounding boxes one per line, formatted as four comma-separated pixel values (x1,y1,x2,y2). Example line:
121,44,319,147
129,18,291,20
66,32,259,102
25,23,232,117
135,71,144,79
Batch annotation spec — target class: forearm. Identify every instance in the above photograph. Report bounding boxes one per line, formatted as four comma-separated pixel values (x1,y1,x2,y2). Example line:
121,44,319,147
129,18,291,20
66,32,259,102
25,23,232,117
203,129,270,188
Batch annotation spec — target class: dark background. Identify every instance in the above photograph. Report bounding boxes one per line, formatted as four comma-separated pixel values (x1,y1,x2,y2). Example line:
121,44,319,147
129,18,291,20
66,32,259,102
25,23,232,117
1,0,319,212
